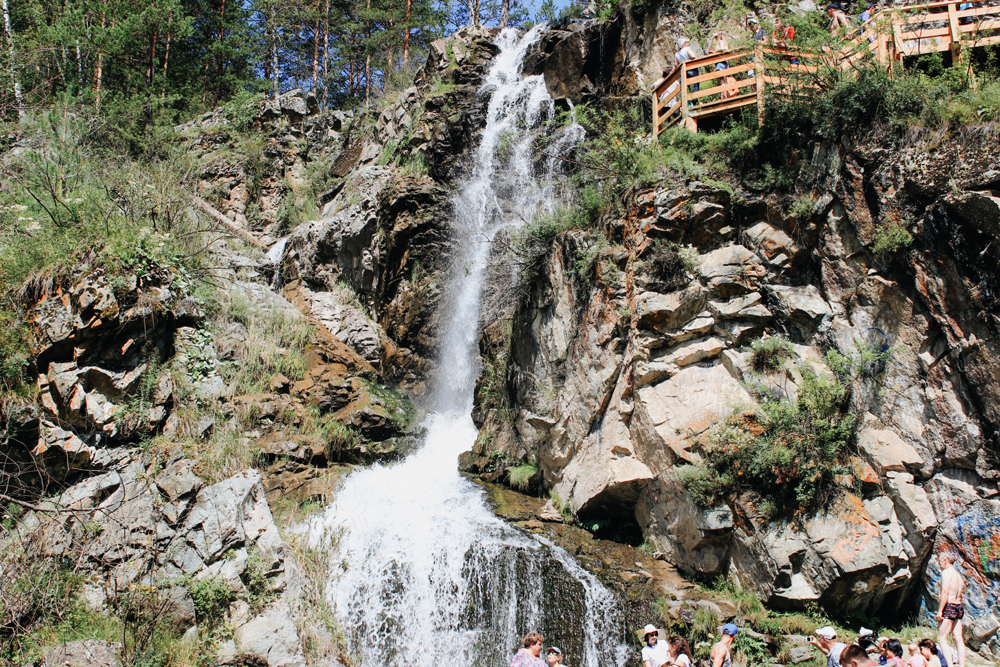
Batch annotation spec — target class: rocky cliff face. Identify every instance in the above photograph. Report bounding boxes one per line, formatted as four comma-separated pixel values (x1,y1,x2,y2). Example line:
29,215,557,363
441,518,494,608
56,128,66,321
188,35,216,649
467,127,1000,652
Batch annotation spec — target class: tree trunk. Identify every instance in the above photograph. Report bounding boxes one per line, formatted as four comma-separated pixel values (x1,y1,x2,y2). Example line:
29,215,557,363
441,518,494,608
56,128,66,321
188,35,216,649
402,0,412,69
321,0,329,108
311,16,320,90
161,27,171,100
271,11,279,98
499,0,509,27
94,10,106,110
1,0,23,117
146,30,158,88
468,0,480,27
364,0,371,105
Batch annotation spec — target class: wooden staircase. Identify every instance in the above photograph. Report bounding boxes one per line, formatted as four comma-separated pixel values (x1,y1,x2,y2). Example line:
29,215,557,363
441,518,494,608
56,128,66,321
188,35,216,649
652,0,1000,135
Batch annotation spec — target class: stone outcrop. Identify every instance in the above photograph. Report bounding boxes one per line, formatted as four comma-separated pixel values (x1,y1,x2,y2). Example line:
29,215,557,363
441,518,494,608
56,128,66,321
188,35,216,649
18,453,315,667
467,123,1000,651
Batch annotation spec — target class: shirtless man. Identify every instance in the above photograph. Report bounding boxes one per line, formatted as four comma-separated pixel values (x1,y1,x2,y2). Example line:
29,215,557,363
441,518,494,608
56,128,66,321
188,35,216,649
710,624,738,667
935,552,966,667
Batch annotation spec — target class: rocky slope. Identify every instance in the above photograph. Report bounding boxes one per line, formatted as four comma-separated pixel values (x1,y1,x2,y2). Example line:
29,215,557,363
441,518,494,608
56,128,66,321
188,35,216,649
5,8,1000,667
465,113,1000,656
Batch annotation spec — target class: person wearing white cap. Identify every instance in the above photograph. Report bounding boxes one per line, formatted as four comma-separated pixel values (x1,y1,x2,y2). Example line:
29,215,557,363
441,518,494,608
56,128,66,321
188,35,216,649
641,624,670,667
546,646,568,667
809,627,848,667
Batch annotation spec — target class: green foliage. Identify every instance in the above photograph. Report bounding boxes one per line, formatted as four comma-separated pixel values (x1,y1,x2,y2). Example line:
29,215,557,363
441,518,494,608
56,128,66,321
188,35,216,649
548,491,576,524
790,195,815,222
638,538,656,556
683,351,856,516
871,221,914,258
508,463,539,491
733,630,770,666
243,547,277,613
223,91,265,132
688,605,720,647
746,336,793,375
401,152,428,176
826,341,894,384
187,576,235,633
0,308,31,394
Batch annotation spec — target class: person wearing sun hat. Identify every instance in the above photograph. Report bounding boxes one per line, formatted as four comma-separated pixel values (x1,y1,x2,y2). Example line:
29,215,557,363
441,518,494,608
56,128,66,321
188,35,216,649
642,624,670,667
710,623,739,667
809,626,848,667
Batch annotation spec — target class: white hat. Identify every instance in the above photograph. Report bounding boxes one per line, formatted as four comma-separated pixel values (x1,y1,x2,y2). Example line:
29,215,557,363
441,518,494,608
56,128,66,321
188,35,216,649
816,627,837,640
643,624,659,636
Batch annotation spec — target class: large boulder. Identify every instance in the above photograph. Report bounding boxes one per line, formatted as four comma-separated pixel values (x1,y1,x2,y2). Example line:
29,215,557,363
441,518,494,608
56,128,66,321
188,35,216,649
637,472,733,577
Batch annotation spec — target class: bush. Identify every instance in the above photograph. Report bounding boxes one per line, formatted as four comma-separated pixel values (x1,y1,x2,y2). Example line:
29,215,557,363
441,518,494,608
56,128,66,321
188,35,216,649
746,336,793,374
871,221,913,258
508,463,539,491
187,576,234,634
223,91,265,132
683,358,856,516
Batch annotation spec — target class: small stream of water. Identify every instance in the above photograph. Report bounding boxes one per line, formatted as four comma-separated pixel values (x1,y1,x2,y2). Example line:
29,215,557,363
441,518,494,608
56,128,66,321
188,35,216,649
307,26,628,667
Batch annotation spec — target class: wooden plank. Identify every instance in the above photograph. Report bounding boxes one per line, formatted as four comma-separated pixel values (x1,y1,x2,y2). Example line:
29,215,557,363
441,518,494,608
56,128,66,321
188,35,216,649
680,50,753,70
655,85,680,114
690,95,757,118
686,62,755,85
689,77,755,101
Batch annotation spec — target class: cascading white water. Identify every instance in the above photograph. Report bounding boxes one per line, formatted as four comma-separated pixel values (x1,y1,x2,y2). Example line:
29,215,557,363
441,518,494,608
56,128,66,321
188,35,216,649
306,26,626,667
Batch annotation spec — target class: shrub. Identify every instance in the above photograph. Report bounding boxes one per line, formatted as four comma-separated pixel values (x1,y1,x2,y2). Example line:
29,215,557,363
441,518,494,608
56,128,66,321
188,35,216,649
223,91,265,132
187,576,234,633
508,463,539,491
243,547,276,613
746,336,793,374
683,359,855,516
733,630,770,666
871,221,913,258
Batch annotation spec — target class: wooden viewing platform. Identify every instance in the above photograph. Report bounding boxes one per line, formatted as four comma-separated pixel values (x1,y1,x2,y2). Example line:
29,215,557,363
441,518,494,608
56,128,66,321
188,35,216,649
652,0,1000,135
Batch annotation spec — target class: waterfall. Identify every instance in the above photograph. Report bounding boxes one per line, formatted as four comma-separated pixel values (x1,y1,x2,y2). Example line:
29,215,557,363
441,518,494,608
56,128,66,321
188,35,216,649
306,26,625,667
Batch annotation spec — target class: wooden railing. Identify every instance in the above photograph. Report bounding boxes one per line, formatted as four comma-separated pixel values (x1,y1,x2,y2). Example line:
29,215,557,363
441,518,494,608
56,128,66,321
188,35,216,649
653,0,1000,135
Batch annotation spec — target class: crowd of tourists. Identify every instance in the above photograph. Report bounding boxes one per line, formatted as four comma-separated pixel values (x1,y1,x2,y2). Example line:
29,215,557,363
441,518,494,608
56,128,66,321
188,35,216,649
656,0,944,105
510,553,969,667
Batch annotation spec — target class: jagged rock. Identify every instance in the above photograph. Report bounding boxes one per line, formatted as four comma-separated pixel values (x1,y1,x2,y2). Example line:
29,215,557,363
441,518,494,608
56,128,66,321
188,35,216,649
698,246,766,297
231,599,307,667
290,285,383,368
637,472,733,577
857,413,925,475
538,500,563,522
43,640,121,667
787,646,814,664
269,373,291,393
653,336,725,368
34,421,92,480
156,458,202,501
765,284,832,338
744,221,803,269
632,363,751,468
636,284,707,332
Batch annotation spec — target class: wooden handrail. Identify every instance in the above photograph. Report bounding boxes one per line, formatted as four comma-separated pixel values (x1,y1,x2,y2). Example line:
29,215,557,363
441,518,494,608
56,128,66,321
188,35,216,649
652,0,1000,134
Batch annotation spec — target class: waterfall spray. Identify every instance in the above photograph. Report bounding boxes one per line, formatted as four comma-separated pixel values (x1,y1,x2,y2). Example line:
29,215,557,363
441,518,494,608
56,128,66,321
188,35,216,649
307,26,625,667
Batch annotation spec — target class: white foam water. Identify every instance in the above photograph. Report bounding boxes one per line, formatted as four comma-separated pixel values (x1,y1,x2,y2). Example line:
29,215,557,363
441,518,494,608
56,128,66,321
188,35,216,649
306,26,625,667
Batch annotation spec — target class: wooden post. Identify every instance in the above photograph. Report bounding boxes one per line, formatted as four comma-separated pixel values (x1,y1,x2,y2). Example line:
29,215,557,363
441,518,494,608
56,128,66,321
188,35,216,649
681,65,694,132
755,45,765,126
948,2,962,65
653,87,660,138
893,21,906,68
